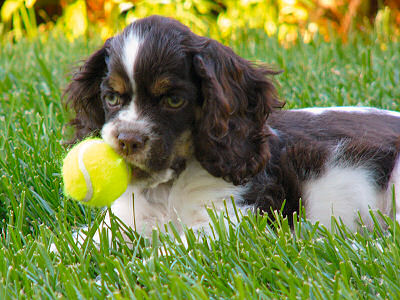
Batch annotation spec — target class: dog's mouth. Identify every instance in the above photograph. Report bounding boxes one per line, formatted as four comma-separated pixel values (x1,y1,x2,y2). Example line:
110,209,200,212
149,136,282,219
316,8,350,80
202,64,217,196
125,156,187,188
102,125,192,187
129,164,149,179
122,156,171,186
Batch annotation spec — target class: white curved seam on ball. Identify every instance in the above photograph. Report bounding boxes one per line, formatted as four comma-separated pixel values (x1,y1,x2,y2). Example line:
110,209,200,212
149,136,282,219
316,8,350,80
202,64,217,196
78,140,104,202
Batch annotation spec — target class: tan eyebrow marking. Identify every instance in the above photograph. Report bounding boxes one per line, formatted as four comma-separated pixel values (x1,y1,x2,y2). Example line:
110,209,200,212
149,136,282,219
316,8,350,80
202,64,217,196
151,77,171,96
109,75,128,95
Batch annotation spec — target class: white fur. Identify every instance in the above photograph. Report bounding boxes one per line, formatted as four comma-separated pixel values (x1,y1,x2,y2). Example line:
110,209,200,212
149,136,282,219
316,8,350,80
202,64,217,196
119,100,140,123
101,123,116,149
117,101,154,135
109,160,249,237
303,165,382,230
297,106,400,118
300,107,400,228
122,32,142,87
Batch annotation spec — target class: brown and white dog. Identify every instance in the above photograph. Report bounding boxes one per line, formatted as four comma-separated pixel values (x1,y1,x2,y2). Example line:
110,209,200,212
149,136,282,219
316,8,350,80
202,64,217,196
65,15,400,237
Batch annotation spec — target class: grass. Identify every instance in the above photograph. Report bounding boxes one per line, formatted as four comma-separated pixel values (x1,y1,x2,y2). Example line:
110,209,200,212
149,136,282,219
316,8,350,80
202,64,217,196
1,29,400,298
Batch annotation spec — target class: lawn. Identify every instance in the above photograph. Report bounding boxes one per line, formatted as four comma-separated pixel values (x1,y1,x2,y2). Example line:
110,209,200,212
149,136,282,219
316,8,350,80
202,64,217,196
1,30,400,298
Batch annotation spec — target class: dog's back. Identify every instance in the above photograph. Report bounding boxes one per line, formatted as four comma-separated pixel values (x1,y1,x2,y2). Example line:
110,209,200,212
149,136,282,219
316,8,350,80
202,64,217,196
246,107,400,230
269,107,400,143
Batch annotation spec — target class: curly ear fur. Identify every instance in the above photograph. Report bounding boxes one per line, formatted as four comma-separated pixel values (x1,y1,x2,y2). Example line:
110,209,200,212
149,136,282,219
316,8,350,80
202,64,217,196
192,39,283,185
63,41,110,142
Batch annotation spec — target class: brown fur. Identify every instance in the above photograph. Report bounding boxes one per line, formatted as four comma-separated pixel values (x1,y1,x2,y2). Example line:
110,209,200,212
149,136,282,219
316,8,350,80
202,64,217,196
151,77,171,96
189,37,283,185
108,74,129,95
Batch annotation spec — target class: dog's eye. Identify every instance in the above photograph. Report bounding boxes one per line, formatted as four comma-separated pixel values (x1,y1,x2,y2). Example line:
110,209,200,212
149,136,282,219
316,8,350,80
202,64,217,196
164,96,185,109
105,94,121,108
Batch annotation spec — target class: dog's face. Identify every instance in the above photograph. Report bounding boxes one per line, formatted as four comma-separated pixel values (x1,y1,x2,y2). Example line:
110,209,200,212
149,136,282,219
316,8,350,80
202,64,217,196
100,22,199,185
65,16,281,187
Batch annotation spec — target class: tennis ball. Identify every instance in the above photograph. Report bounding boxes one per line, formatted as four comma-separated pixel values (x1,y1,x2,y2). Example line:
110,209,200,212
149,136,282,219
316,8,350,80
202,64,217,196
62,138,131,207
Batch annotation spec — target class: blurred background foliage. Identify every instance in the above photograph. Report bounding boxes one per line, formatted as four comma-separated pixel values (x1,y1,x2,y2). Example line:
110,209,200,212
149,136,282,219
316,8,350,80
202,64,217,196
0,0,399,45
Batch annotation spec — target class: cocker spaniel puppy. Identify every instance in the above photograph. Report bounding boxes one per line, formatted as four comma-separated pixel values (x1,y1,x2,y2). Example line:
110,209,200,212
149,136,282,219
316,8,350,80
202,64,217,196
65,15,400,237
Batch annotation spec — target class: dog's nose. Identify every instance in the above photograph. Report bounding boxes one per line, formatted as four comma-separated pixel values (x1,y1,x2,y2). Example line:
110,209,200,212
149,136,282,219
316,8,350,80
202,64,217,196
117,132,148,156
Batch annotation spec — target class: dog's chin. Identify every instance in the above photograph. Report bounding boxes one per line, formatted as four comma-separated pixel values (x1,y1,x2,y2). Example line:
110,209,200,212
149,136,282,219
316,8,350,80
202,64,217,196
130,165,150,180
124,153,188,188
129,163,177,189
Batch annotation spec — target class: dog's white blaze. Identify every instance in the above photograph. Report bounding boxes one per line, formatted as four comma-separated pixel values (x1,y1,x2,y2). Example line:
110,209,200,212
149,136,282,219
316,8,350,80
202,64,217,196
101,100,154,150
122,32,142,87
297,107,400,118
119,100,139,123
117,101,154,137
303,166,380,230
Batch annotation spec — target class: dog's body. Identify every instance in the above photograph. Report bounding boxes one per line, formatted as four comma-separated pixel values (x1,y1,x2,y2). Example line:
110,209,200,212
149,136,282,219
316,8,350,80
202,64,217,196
111,107,400,236
65,16,400,237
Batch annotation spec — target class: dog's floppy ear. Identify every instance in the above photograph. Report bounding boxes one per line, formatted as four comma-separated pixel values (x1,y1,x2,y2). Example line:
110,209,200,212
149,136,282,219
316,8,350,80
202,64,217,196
64,39,112,141
192,39,282,185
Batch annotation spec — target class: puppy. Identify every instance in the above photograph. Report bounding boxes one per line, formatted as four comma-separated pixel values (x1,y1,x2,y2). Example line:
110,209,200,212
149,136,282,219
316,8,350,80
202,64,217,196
65,15,400,238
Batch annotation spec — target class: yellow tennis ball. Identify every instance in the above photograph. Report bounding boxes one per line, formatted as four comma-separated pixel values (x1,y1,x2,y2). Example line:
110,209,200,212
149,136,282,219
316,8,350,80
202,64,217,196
62,138,131,207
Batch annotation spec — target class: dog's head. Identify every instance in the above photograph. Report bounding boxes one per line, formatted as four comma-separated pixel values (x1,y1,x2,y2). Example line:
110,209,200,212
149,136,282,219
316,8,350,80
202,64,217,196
65,15,282,186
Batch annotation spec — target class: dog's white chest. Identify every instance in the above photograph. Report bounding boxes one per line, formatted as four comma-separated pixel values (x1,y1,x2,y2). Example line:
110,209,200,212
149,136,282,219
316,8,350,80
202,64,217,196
110,160,246,236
